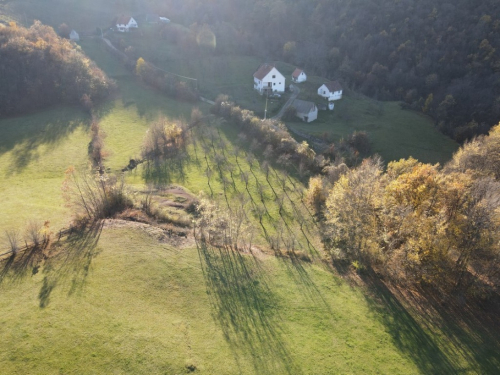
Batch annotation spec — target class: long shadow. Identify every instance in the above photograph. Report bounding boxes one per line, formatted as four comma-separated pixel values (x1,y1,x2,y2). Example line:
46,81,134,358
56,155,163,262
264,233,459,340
358,269,459,374
196,241,300,374
0,106,92,174
409,287,500,374
142,153,190,186
43,221,104,299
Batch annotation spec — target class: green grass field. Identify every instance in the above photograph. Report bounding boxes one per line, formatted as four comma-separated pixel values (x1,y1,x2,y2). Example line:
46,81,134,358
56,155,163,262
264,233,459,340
1,5,497,374
0,106,91,233
288,75,459,165
2,226,498,374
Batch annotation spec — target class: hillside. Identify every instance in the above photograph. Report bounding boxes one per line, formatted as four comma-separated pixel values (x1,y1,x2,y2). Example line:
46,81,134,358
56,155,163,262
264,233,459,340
0,2,499,374
1,225,499,374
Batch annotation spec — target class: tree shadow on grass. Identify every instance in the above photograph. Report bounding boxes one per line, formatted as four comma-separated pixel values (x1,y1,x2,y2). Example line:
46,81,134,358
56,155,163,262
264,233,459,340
197,242,300,374
142,155,190,186
405,287,500,374
0,246,44,287
0,106,92,175
355,268,496,374
0,222,103,307
43,221,104,299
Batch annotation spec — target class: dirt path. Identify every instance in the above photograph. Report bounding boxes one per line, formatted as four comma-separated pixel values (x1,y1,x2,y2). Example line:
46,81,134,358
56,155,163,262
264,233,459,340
272,84,300,120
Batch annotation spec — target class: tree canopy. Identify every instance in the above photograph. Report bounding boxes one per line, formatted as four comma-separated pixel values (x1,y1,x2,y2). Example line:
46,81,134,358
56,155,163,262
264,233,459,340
0,21,113,115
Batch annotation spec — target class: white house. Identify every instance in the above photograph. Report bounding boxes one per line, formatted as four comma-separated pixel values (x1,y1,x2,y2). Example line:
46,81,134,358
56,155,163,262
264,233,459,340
292,68,307,83
116,16,138,32
292,99,318,123
69,29,79,41
253,63,285,94
318,81,343,101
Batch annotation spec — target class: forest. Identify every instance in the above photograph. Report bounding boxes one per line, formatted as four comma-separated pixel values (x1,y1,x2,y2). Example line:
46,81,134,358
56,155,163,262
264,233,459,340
141,0,500,142
0,21,113,115
311,124,500,296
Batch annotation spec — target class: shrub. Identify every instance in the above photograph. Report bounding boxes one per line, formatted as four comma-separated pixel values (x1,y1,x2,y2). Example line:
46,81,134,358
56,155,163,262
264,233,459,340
63,167,133,222
348,131,371,155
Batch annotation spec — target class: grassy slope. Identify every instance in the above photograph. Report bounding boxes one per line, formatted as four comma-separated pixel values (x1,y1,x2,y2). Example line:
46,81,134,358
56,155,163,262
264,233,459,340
0,4,497,374
78,39,205,172
0,227,430,374
0,107,90,233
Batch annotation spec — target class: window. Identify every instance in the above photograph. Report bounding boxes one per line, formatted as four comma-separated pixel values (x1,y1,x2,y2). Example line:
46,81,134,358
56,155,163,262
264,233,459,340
272,75,276,78
273,83,276,86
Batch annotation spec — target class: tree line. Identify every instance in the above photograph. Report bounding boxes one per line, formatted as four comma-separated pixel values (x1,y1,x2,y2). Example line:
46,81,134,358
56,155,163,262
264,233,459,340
308,124,500,297
0,21,114,116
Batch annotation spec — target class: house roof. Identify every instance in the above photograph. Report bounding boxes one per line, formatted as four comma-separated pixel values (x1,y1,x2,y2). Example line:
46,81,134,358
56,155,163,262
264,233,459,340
253,63,275,80
292,99,316,114
292,68,304,79
116,16,133,25
325,81,343,92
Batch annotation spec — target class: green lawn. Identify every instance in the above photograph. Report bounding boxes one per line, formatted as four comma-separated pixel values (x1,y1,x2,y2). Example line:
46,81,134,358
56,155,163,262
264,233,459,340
2,225,493,374
0,106,91,233
288,76,458,164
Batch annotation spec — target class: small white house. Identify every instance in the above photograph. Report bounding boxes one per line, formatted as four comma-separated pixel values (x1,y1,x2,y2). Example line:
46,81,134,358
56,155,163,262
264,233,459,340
292,68,307,83
69,29,79,41
292,99,318,123
159,17,170,24
116,16,138,32
318,81,343,101
253,63,285,94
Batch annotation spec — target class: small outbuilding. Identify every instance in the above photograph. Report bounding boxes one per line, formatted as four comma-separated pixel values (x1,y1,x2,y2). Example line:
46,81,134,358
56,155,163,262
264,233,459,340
69,29,79,41
253,63,286,94
292,68,307,83
292,99,318,123
318,81,343,101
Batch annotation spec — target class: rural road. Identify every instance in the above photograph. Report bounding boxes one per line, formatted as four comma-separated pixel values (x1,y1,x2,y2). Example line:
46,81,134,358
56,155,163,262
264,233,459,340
272,84,300,120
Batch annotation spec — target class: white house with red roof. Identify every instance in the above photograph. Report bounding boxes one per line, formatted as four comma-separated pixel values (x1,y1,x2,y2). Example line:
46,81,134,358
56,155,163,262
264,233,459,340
253,63,285,94
318,81,343,101
115,16,138,32
292,68,307,83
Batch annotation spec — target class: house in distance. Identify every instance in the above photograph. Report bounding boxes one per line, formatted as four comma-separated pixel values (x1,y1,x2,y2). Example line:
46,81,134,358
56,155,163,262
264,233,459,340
115,16,138,32
292,99,318,123
318,81,343,101
292,68,307,83
69,29,79,41
253,63,285,94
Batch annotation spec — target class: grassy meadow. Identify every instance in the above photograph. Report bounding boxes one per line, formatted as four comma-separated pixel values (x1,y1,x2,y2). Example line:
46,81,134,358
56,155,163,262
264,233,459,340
0,106,91,233
1,4,498,374
288,75,459,165
2,226,498,374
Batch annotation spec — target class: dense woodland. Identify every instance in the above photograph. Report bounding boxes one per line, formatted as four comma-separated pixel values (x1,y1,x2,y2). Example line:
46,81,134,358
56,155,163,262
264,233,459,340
0,21,113,116
140,0,500,141
312,124,500,296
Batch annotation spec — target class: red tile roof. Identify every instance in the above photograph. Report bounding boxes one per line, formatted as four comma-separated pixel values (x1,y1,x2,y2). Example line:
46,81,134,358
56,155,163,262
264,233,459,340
292,68,303,79
253,63,275,80
325,81,343,92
